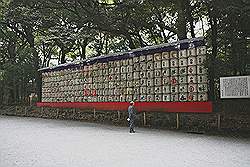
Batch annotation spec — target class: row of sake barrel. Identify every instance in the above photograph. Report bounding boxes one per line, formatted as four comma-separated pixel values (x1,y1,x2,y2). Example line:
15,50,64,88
42,46,208,102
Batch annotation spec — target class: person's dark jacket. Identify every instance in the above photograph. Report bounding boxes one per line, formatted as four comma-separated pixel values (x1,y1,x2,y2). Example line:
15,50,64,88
128,105,136,120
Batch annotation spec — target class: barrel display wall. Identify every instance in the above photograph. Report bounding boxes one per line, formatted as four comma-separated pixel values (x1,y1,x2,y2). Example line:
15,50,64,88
40,38,209,109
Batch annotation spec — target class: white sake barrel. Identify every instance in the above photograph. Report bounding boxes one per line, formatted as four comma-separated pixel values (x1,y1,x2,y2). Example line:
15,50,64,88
146,70,154,78
140,79,147,86
146,61,154,70
140,71,147,78
197,65,207,75
154,61,162,69
127,80,134,87
120,95,126,102
154,77,162,86
155,86,162,94
187,66,197,75
128,58,133,65
170,51,178,59
114,75,121,81
197,55,206,65
121,73,127,81
162,60,170,68
179,84,188,92
196,46,206,55
126,95,133,101
162,94,171,102
104,96,109,102
140,55,146,62
133,56,139,63
120,81,127,87
170,68,179,76
108,61,114,68
187,93,198,101
114,67,120,73
92,83,97,89
120,66,127,73
127,65,133,73
171,85,179,93
179,67,188,76
155,94,162,102
154,53,162,61
140,62,147,71
134,80,140,87
171,94,179,102
98,83,103,89
188,75,197,84
133,71,140,79
188,57,197,66
188,84,198,93
170,76,178,85
197,83,208,92
162,69,170,77
127,88,133,95
197,75,208,83
187,48,196,57
114,88,121,95
127,73,133,80
140,95,147,102
154,69,162,77
115,96,120,102
162,85,170,94
108,88,114,95
162,77,171,85
115,61,121,67
146,87,154,94
198,93,208,101
147,79,154,87
133,94,140,101
147,54,153,61
170,59,179,67
147,95,154,102
179,49,187,58
98,96,103,102
93,64,98,70
122,59,128,66
179,58,187,67
179,93,188,101
162,52,170,60
134,87,140,94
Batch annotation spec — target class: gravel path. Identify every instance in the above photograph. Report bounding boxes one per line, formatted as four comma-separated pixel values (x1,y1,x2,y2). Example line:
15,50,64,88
0,116,250,167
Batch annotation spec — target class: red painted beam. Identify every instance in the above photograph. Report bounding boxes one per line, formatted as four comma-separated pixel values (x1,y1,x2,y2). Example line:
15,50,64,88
37,101,212,113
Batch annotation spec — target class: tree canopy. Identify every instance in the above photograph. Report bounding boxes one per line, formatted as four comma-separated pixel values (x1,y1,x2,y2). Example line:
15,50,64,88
0,0,249,104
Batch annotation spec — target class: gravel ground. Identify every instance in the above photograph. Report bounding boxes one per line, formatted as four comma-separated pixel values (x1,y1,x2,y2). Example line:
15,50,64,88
0,115,250,167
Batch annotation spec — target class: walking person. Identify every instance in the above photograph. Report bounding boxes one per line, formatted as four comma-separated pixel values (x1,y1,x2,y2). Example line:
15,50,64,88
127,101,136,133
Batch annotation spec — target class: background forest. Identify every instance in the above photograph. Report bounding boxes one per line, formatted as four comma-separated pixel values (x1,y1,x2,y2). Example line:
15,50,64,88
0,0,249,105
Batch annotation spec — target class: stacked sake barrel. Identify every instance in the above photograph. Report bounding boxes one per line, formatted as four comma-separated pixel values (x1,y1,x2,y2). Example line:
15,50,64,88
41,40,208,103
42,68,84,102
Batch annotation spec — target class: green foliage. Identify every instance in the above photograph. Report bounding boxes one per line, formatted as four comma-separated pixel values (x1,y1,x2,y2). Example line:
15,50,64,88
0,0,249,104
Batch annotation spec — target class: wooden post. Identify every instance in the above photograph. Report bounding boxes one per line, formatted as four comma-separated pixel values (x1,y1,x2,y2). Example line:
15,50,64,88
176,113,180,129
217,114,221,130
73,108,76,119
15,106,18,115
56,108,59,119
24,107,27,116
117,111,120,121
143,112,146,126
93,108,96,118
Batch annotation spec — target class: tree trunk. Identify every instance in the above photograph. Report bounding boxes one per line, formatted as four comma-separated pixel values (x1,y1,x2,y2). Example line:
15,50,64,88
176,0,187,40
207,3,217,101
